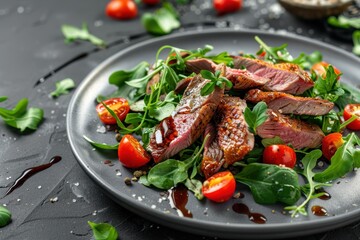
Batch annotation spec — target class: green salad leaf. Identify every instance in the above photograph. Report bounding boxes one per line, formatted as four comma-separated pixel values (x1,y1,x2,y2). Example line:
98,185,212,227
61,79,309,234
62,23,105,47
285,150,331,217
0,97,43,132
327,15,360,29
235,163,301,205
141,3,180,36
50,78,75,97
353,30,360,56
244,101,268,134
88,221,118,240
0,206,11,227
200,70,232,96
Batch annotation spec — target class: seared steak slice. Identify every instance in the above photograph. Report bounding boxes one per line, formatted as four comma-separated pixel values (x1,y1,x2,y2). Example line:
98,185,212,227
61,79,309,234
201,97,254,178
257,109,324,149
185,58,270,90
147,75,224,163
233,56,314,95
201,122,224,179
245,89,334,116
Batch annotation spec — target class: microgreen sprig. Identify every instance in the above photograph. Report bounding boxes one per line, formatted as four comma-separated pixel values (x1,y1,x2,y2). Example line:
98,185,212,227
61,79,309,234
200,70,232,96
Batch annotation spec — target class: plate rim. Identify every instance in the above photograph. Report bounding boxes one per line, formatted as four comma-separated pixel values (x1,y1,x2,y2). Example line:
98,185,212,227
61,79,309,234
66,28,360,238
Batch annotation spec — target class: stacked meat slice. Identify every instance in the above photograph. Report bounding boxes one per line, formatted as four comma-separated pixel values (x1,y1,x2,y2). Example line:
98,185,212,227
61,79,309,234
146,55,333,178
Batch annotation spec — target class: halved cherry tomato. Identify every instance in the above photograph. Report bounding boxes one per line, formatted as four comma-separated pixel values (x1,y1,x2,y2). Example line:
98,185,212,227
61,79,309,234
263,145,296,168
343,104,360,130
322,132,344,161
106,0,138,20
96,98,130,125
213,0,242,15
202,171,236,203
311,61,342,80
142,0,160,5
118,134,151,168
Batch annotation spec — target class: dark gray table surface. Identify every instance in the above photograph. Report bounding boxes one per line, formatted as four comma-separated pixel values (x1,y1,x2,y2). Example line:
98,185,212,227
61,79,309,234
1,0,360,239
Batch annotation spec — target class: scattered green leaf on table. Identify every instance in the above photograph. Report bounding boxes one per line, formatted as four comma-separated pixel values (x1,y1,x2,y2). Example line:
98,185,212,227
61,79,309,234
327,15,360,29
353,30,360,56
141,3,180,35
50,78,75,97
61,23,106,47
0,98,43,132
0,206,11,227
88,221,118,240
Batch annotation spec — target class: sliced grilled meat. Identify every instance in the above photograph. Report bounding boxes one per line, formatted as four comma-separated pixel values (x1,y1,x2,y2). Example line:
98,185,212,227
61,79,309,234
147,74,224,163
233,56,314,95
201,97,254,178
257,109,324,149
245,89,334,116
185,58,270,90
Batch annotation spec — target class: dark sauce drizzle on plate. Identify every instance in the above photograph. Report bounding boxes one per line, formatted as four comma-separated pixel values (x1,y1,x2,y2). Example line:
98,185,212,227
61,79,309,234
232,203,267,224
3,156,62,197
169,185,192,218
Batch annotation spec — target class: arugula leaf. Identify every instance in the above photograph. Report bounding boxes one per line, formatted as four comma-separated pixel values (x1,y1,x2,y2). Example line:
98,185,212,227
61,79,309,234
3,108,44,132
0,96,7,102
235,163,301,205
83,135,119,150
141,3,180,35
314,133,360,183
244,102,268,134
88,221,118,240
353,30,360,56
284,150,331,217
0,206,11,227
200,70,232,96
254,36,322,69
327,15,360,29
61,23,106,47
100,61,149,104
50,78,75,97
0,98,43,132
206,52,234,66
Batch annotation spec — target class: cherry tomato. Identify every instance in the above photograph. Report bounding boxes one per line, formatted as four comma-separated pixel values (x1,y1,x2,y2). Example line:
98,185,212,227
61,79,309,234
343,104,360,130
202,171,236,203
322,133,344,161
263,145,296,169
213,0,242,15
142,0,160,5
96,98,130,125
118,134,151,168
311,61,342,80
106,0,138,20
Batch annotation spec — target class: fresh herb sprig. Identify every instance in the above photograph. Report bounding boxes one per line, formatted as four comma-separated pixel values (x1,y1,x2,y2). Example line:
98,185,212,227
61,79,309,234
200,70,232,96
88,221,118,240
0,97,43,132
61,23,106,47
244,101,268,134
285,150,331,217
50,78,75,98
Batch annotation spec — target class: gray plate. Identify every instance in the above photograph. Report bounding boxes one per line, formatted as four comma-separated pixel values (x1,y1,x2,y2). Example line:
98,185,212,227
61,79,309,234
66,29,360,239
